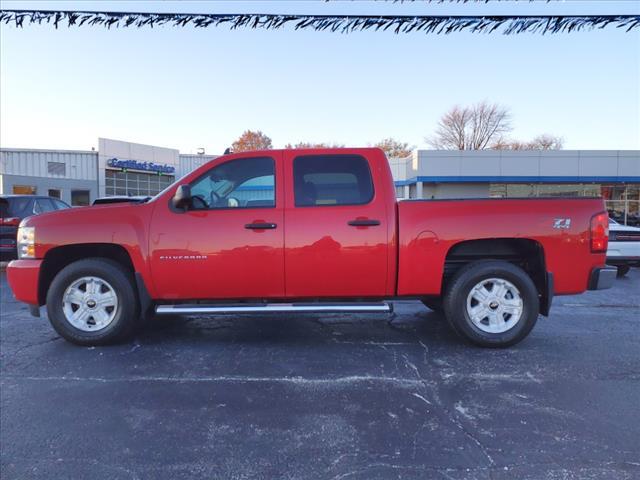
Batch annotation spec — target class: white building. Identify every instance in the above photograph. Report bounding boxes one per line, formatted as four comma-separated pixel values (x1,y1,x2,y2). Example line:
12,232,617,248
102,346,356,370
1,139,639,225
0,138,217,206
392,150,640,225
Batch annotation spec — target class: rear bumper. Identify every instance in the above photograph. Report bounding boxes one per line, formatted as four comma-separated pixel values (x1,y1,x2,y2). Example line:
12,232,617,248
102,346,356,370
607,242,640,261
587,266,617,290
606,256,640,265
6,259,42,305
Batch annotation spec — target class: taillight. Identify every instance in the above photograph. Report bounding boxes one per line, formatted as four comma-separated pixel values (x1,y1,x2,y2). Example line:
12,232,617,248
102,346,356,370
0,217,21,226
590,212,609,253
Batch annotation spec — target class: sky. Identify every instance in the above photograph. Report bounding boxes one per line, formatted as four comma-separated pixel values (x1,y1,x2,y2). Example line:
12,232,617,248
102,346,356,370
1,0,639,154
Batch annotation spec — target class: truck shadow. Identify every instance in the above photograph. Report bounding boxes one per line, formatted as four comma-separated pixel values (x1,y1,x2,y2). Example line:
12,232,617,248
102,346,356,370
138,308,463,348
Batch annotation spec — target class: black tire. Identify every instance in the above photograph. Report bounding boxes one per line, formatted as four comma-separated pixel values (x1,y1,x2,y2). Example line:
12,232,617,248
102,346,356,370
616,265,630,278
46,258,139,346
421,298,443,313
442,260,539,348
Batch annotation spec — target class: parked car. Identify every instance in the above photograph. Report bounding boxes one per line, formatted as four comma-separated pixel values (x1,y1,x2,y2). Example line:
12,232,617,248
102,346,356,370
0,195,70,260
607,218,640,277
6,148,615,348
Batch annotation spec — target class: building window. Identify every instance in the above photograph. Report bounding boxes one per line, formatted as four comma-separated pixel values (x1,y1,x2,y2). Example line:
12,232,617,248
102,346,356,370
603,184,640,226
71,190,90,206
105,169,175,197
47,161,66,176
48,189,61,199
490,183,640,226
13,185,36,195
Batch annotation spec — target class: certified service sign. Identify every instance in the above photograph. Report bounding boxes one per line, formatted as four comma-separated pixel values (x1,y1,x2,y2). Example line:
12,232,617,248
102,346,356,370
107,158,175,175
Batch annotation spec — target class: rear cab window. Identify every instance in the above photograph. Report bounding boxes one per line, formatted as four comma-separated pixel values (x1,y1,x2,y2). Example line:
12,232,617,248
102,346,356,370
293,155,374,207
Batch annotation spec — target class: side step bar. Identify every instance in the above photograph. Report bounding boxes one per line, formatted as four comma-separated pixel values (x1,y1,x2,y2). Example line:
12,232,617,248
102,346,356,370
155,302,392,315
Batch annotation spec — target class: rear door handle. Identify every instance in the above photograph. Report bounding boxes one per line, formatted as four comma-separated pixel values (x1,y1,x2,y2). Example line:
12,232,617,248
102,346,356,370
245,222,277,229
348,219,381,227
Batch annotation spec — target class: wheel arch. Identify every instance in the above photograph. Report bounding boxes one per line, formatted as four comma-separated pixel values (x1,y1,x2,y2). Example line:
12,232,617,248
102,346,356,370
39,243,136,306
443,238,552,316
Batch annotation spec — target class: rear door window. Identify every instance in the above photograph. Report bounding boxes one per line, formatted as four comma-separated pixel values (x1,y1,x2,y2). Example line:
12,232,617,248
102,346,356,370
34,198,56,214
53,200,70,210
293,155,374,207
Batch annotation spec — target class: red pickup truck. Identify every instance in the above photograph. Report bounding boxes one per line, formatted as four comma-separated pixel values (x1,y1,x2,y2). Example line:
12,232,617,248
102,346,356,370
7,148,615,348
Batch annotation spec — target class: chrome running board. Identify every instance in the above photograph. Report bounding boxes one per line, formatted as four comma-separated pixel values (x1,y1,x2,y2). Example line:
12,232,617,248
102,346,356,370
155,302,392,315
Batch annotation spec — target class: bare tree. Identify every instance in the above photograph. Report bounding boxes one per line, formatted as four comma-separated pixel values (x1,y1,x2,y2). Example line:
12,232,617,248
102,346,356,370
492,134,564,150
284,142,345,149
374,138,413,158
231,130,273,152
428,102,512,150
528,134,564,150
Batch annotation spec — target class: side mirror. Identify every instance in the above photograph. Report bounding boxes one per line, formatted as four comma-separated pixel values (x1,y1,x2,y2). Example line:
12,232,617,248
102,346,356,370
172,184,192,210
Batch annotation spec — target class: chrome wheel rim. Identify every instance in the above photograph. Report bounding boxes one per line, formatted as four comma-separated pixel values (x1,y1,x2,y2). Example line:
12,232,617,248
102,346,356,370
466,278,523,334
62,276,118,332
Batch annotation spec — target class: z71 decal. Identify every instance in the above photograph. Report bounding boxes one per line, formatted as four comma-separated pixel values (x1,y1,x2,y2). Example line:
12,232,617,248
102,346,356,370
553,218,571,229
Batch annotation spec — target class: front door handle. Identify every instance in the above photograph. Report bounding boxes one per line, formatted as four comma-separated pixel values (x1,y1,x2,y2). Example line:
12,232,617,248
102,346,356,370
245,222,277,230
348,219,381,227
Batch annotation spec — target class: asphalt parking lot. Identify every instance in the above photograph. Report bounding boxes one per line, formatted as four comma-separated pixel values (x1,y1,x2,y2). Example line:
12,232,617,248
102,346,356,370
1,270,639,480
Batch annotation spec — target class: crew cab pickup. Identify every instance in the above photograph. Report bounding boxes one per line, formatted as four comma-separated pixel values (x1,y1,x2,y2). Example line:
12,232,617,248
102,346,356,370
7,148,616,347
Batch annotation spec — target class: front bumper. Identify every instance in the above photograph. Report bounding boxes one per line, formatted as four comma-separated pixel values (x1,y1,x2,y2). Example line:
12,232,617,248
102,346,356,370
587,266,617,290
6,259,42,305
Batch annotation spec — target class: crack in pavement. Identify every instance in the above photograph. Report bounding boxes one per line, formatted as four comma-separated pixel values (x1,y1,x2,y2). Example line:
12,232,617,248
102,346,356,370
0,336,61,368
2,374,428,386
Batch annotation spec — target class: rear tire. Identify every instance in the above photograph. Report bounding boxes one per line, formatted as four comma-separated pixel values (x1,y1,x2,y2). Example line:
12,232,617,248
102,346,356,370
616,265,630,278
46,258,139,346
443,260,539,348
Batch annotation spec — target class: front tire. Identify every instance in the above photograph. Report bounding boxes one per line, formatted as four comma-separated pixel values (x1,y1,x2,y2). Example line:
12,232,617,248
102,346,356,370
46,258,139,346
443,261,539,348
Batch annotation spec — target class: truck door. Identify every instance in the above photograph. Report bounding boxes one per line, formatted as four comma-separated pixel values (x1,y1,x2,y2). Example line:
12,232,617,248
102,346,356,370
149,153,285,300
283,151,389,297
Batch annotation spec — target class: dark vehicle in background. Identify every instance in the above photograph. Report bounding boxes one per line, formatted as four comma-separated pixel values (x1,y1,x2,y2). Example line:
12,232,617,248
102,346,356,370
0,195,70,260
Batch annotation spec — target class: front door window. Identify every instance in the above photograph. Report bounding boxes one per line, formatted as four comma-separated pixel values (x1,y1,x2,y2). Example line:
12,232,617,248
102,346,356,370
189,157,275,209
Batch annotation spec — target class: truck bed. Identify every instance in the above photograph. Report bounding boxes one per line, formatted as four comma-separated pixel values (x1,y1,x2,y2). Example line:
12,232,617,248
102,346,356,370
396,197,606,296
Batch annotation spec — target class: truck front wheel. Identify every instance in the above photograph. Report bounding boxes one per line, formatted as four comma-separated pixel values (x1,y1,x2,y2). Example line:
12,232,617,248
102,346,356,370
46,258,139,346
443,261,539,348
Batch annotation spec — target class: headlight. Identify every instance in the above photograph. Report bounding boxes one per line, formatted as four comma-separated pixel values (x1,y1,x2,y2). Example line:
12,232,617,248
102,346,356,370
17,226,35,259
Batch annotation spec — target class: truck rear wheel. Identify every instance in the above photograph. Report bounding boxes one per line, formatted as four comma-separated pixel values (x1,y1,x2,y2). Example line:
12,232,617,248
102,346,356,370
443,260,539,348
46,258,139,346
